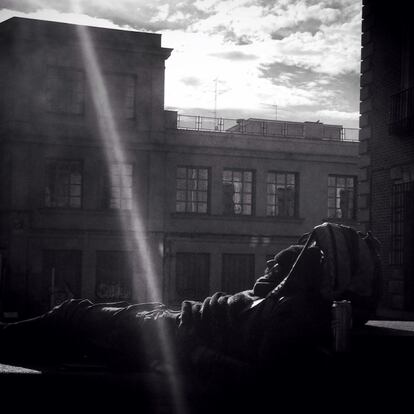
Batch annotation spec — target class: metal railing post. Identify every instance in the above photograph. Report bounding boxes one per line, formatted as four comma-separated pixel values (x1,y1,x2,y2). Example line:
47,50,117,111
219,117,224,131
241,119,246,134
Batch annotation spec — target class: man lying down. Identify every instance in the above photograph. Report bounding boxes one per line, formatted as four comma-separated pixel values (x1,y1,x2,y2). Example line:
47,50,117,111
0,223,381,378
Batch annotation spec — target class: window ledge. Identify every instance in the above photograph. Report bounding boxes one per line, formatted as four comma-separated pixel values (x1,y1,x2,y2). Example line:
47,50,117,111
171,213,304,223
37,208,134,216
39,207,83,212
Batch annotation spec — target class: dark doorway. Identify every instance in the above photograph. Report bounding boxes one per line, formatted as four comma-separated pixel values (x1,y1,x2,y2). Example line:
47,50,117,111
42,250,82,311
391,181,414,309
222,254,255,294
403,184,414,309
175,252,210,303
95,251,133,302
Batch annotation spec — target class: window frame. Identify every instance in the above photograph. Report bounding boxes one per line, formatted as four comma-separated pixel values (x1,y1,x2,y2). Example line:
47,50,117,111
266,171,299,218
44,159,83,209
222,168,255,216
390,180,414,265
107,162,134,211
327,174,357,221
175,166,211,215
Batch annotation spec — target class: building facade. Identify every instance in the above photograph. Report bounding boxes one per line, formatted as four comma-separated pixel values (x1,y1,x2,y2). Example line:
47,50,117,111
0,17,359,319
162,118,359,307
359,0,414,313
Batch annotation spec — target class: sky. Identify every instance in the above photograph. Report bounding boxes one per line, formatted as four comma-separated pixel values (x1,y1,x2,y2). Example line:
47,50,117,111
0,0,362,128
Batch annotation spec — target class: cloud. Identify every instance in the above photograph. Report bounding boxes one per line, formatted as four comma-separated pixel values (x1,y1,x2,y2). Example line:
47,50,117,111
0,0,214,31
258,59,359,125
271,17,323,39
210,51,258,61
259,61,320,87
317,109,360,121
180,76,202,86
212,25,253,45
0,0,362,128
0,8,129,31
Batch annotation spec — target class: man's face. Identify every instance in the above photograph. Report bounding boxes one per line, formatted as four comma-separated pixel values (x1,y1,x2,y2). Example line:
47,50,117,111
266,259,293,277
264,259,277,276
262,261,288,289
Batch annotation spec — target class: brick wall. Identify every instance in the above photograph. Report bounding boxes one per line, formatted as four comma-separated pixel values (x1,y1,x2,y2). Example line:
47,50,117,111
360,0,414,311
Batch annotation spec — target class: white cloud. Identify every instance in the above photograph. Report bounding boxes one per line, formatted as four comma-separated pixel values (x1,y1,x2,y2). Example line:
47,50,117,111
317,109,360,120
151,4,170,22
0,7,134,30
0,0,362,126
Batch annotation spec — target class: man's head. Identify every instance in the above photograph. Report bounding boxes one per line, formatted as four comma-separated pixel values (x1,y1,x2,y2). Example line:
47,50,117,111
266,245,304,279
254,244,323,297
267,245,324,295
253,245,304,297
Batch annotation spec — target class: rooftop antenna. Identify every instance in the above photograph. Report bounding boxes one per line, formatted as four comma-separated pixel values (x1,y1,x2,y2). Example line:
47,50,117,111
214,78,218,120
270,102,278,120
261,102,278,120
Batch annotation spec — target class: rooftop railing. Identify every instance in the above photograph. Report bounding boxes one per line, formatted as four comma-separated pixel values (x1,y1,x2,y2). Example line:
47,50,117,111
175,114,359,142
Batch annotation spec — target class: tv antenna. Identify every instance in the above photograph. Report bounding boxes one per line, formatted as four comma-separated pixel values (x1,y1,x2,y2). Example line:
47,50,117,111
261,102,278,120
270,102,278,120
214,78,219,119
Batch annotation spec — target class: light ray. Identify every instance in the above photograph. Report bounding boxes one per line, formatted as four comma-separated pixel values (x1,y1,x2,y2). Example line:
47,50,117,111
71,2,189,411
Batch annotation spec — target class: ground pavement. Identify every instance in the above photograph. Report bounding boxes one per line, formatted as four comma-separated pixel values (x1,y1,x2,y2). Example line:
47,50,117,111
1,320,413,413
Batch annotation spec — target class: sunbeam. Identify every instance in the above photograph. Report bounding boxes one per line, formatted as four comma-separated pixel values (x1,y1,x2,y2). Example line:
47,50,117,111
72,2,188,411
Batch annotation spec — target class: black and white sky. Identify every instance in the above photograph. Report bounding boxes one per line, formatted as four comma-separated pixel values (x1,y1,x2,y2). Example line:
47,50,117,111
0,0,362,127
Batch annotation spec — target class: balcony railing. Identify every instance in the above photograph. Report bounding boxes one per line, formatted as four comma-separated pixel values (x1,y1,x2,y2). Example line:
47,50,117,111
175,114,359,142
389,87,414,137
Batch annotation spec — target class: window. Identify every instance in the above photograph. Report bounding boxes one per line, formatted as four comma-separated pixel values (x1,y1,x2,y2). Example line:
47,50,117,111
222,254,255,294
105,73,136,119
222,169,254,215
95,251,133,301
176,167,209,214
108,163,133,210
389,25,414,136
266,172,298,217
45,160,82,208
391,181,414,265
45,66,84,114
401,25,414,91
175,253,210,302
327,175,356,220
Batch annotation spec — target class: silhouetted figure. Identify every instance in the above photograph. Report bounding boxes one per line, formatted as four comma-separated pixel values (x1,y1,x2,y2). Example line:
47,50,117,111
0,223,381,380
0,245,330,375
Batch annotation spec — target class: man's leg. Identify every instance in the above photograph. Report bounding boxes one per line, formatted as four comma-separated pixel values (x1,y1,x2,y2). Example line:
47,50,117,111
0,299,181,369
0,299,99,364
